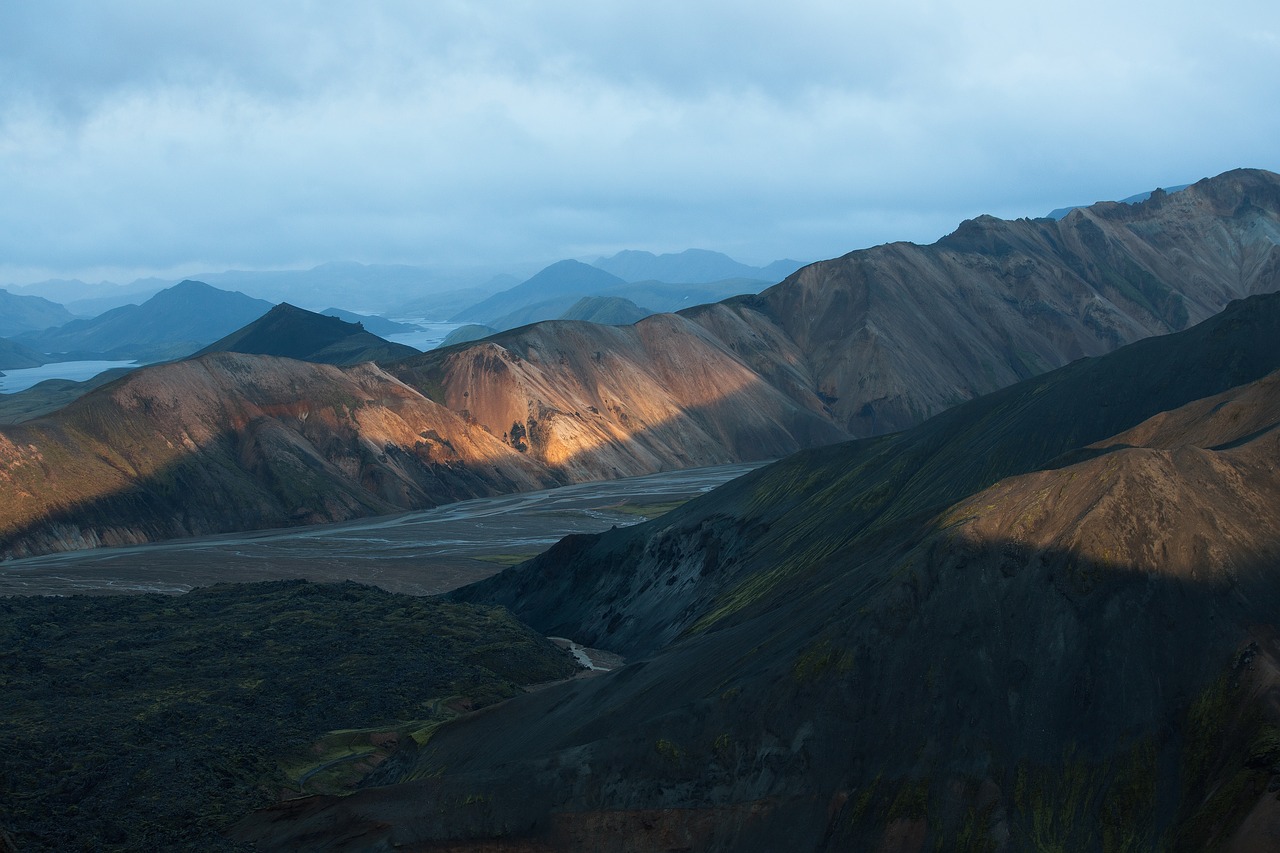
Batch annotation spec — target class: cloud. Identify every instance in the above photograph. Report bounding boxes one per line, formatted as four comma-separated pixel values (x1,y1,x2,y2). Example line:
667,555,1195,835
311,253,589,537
1,1,1277,284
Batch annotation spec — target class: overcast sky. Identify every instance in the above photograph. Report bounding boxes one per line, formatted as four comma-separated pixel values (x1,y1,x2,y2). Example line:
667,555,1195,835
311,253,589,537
2,1,1277,286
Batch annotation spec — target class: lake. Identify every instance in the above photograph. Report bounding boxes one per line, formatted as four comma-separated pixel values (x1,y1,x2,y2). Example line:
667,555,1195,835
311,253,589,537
0,360,138,393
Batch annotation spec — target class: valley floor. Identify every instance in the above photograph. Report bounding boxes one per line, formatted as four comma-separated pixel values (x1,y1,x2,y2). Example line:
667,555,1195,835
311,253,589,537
0,461,764,597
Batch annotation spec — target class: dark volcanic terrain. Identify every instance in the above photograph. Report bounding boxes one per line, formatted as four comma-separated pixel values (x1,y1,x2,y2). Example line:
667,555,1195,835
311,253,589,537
236,292,1280,851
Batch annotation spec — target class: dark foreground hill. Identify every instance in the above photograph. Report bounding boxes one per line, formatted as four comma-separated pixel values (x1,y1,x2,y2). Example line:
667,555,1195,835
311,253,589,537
236,292,1280,851
0,580,577,853
196,303,420,365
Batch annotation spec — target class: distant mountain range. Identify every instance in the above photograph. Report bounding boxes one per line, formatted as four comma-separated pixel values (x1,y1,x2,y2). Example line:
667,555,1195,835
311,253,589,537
12,280,274,362
243,288,1280,851
593,248,803,283
449,256,791,331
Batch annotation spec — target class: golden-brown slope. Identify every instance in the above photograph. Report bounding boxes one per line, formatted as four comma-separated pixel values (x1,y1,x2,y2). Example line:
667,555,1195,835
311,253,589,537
0,352,554,559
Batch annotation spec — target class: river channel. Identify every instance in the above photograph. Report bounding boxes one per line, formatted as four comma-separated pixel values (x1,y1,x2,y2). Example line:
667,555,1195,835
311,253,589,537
0,461,765,597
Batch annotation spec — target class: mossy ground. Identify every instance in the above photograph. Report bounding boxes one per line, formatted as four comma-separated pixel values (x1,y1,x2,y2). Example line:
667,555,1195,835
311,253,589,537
0,580,577,852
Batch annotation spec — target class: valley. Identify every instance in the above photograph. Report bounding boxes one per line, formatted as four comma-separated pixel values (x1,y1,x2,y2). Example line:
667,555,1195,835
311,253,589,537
0,460,760,596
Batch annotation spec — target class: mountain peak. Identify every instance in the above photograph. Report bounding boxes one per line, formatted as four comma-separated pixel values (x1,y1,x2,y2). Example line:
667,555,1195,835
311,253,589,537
196,302,417,365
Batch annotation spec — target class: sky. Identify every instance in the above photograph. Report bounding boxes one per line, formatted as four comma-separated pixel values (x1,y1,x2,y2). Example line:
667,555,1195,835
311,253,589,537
2,1,1278,288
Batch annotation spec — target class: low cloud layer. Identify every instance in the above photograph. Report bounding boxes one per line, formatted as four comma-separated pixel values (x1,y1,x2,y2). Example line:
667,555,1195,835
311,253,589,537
2,1,1277,284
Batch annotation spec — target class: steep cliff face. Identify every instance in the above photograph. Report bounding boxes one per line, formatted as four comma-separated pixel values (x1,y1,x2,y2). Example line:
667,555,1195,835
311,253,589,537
234,295,1280,852
0,352,555,559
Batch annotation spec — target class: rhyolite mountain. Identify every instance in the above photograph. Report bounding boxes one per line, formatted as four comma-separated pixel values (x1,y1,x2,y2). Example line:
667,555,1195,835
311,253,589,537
237,291,1280,852
14,280,274,361
196,303,421,365
0,288,76,337
409,168,1280,459
0,352,556,559
1046,182,1193,219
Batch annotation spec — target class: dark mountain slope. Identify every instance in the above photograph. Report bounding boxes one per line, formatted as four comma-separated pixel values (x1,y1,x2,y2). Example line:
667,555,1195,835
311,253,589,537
0,352,555,559
197,303,420,365
459,291,1280,657
15,280,273,361
238,295,1280,852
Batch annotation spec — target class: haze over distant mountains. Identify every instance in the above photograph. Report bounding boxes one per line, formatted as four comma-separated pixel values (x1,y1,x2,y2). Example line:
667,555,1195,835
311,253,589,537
1,168,1277,560
0,288,76,338
3,249,804,324
11,280,274,362
593,248,803,283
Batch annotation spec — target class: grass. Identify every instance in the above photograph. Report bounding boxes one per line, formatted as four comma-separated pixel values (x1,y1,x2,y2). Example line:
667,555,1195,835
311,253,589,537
608,499,689,518
472,552,543,566
0,580,578,852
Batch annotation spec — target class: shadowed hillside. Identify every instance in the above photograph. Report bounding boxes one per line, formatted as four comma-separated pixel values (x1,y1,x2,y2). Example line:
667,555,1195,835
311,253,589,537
235,292,1280,851
0,581,577,853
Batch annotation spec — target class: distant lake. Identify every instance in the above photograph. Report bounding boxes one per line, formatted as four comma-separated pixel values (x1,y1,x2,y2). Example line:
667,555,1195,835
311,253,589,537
384,320,464,351
0,360,138,394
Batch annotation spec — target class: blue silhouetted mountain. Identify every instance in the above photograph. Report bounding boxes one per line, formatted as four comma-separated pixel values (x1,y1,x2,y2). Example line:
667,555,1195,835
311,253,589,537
197,303,421,365
1046,183,1193,219
593,248,804,283
0,288,76,337
439,324,499,348
558,296,652,325
0,337,50,370
320,307,422,337
15,280,274,362
452,256,778,330
451,260,627,324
